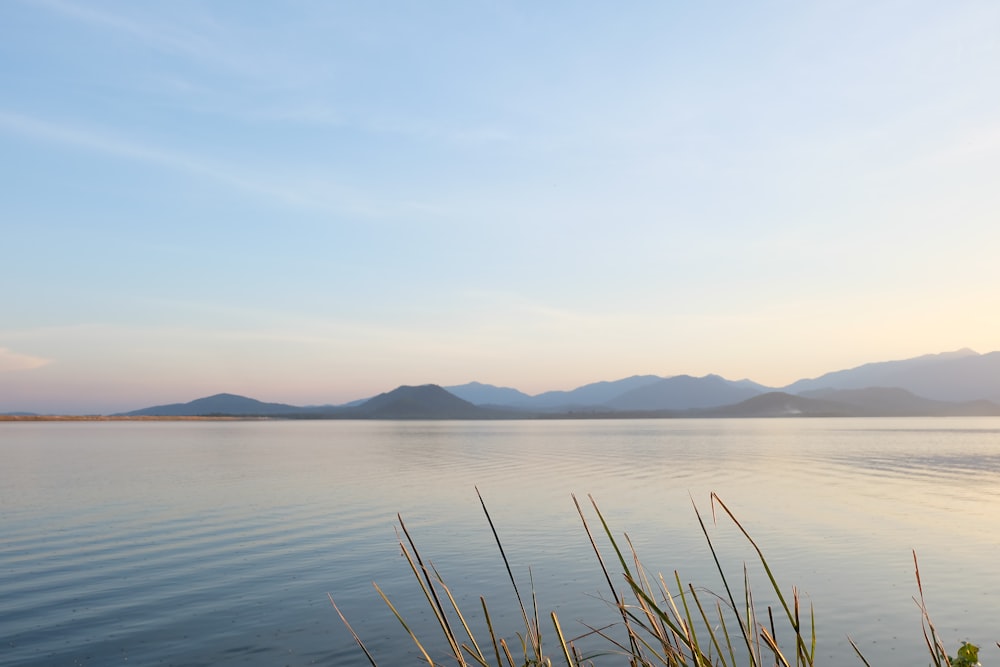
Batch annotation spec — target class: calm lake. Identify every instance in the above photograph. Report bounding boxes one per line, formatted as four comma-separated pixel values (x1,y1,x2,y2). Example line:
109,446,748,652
2,418,999,666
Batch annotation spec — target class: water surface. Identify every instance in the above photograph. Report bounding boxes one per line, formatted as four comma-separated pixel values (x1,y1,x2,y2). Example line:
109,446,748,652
2,418,999,665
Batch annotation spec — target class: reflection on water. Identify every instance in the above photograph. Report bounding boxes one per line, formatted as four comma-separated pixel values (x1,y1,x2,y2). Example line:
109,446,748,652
1,418,999,665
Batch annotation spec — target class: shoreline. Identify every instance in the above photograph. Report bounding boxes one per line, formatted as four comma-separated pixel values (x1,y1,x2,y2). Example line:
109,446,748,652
0,415,261,422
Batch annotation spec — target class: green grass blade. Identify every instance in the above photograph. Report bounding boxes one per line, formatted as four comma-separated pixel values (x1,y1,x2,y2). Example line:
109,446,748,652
710,493,812,662
692,495,756,665
573,494,644,659
586,494,634,578
715,599,738,667
625,573,715,664
689,583,729,667
673,571,705,665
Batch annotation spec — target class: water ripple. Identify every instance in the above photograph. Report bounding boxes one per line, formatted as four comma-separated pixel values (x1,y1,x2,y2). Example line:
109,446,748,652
3,418,1000,666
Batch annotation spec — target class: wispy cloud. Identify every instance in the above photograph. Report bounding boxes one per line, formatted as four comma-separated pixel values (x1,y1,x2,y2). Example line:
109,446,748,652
0,347,51,372
0,108,348,209
0,110,247,185
25,0,263,79
30,0,199,51
0,110,416,219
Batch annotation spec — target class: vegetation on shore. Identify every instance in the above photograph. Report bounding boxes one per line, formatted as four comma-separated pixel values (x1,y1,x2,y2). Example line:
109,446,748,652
332,491,987,666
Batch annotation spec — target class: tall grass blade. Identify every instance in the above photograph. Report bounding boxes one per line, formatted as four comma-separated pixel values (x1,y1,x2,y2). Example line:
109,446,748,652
476,486,539,658
398,516,450,623
373,581,437,665
551,612,578,667
759,625,791,667
709,493,814,666
575,620,636,658
431,563,488,664
480,597,506,667
768,605,777,666
913,551,950,667
848,637,873,667
530,568,544,660
328,593,380,667
499,637,516,667
716,599,738,666
574,494,644,659
689,582,730,667
337,492,969,667
672,571,705,665
744,566,763,667
692,495,757,665
624,573,715,665
709,493,813,664
396,535,465,662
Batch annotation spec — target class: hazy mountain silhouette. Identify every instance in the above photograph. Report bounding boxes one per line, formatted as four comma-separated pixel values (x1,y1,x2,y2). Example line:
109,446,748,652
445,381,534,407
112,348,1000,419
784,349,1000,401
121,393,303,416
606,374,769,410
526,375,664,409
118,383,1000,419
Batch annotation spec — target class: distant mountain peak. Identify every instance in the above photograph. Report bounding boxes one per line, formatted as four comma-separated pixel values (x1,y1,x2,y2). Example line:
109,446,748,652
784,348,1000,402
109,347,1000,418
935,348,978,358
445,381,534,407
121,393,301,417
607,374,765,411
356,384,493,419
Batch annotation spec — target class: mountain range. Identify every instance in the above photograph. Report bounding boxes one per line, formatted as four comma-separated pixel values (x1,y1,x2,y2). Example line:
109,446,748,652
115,348,1000,419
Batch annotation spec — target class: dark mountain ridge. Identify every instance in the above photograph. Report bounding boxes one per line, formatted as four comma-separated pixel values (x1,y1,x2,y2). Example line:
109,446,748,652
709,388,1000,418
699,392,855,418
349,384,506,419
799,387,1000,417
121,393,304,417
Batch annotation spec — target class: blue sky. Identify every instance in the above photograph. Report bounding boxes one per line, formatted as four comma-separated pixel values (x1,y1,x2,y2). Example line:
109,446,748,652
3,1,999,413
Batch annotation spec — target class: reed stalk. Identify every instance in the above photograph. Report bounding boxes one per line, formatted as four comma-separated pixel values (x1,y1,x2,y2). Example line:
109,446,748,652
331,492,984,666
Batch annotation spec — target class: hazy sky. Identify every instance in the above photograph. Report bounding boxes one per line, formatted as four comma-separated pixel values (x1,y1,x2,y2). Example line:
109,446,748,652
3,1,999,413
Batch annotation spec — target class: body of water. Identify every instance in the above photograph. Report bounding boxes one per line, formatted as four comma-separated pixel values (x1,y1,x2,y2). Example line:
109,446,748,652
2,418,999,665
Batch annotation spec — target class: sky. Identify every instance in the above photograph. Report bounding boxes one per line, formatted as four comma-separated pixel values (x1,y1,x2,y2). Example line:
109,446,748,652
2,1,999,414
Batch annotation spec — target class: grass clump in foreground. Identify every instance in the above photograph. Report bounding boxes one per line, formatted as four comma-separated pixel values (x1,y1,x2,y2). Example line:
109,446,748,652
331,490,985,666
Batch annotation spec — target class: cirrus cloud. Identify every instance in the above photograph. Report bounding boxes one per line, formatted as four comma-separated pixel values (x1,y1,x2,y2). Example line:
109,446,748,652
0,347,52,372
